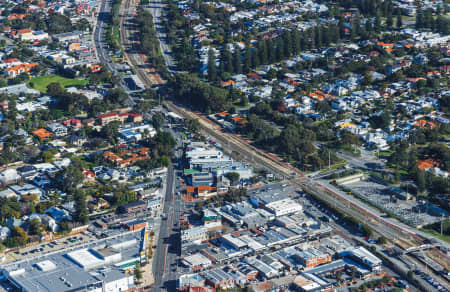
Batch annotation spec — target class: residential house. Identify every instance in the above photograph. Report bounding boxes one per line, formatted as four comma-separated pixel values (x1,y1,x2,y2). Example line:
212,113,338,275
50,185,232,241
5,63,38,78
46,122,68,137
0,226,11,240
68,135,87,147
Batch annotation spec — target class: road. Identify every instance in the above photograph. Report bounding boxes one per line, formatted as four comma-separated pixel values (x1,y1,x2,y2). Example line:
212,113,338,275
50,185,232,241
119,0,161,88
114,0,450,282
93,0,128,92
335,148,387,173
152,134,183,292
146,0,176,72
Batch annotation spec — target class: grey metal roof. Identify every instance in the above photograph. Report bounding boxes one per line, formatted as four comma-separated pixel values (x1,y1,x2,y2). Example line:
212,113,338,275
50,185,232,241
2,231,142,292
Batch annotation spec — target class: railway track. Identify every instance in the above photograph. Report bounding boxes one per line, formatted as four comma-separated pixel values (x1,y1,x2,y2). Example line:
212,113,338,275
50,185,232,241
119,0,159,89
117,0,450,251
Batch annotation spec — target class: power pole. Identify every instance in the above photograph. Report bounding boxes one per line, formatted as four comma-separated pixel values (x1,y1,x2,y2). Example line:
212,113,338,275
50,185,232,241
441,214,444,236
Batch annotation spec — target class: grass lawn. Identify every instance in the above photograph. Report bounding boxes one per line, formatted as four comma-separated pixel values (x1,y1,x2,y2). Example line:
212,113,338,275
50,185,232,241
339,145,361,157
29,75,88,93
377,149,394,157
319,162,347,174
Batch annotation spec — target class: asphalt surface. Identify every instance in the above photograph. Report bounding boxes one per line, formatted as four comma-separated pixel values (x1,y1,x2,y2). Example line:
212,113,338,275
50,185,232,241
146,0,176,72
94,0,129,93
152,135,183,292
95,0,450,288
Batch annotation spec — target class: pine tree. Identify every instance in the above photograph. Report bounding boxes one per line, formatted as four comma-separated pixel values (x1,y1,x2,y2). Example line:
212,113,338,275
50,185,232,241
207,49,217,82
330,23,339,43
308,28,315,50
74,190,88,224
322,26,330,46
258,39,268,65
299,34,305,51
424,9,434,29
275,37,284,61
283,31,292,58
314,26,322,49
243,47,251,73
416,10,423,29
218,61,225,80
387,12,393,28
233,46,242,74
375,14,382,32
396,13,403,28
266,39,275,64
224,47,233,73
338,15,346,39
366,18,373,32
251,48,260,69
291,29,300,56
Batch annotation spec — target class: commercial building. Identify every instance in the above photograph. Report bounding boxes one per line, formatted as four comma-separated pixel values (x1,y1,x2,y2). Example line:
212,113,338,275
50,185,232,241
296,248,332,269
189,172,214,187
123,219,147,231
247,258,279,279
1,232,144,292
181,226,209,242
265,198,303,217
202,268,235,289
119,200,147,213
183,253,213,271
339,247,382,273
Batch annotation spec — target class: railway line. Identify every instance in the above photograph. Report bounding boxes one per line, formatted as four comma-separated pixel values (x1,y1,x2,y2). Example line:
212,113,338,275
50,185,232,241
117,0,449,253
119,0,160,93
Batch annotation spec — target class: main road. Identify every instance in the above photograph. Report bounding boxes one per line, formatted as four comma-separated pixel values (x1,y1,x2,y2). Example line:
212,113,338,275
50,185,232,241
145,0,176,72
93,0,128,91
120,0,450,248
108,0,450,279
152,142,183,292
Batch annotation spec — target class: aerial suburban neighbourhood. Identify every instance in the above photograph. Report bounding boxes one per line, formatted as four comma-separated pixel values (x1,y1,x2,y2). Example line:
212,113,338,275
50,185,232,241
0,0,448,291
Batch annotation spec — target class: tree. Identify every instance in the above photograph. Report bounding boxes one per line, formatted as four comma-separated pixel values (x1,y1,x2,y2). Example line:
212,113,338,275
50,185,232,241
232,46,242,74
251,49,260,69
41,151,53,163
258,40,268,65
223,47,233,73
187,119,201,133
243,48,251,74
416,169,426,192
28,218,45,235
225,172,240,185
416,10,423,29
207,48,217,82
369,111,391,129
12,226,28,246
47,82,64,97
159,155,170,167
105,88,127,105
152,112,165,130
74,190,89,224
239,96,248,107
100,121,119,144
386,12,393,28
375,14,382,32
134,263,143,285
396,13,403,28
377,236,387,244
336,271,342,284
58,164,84,193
